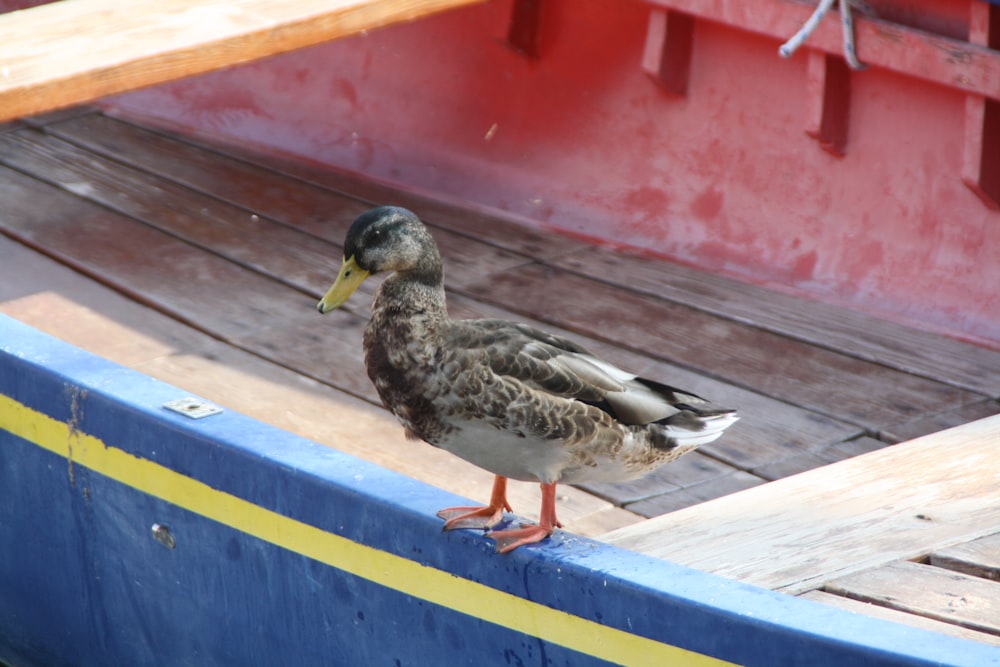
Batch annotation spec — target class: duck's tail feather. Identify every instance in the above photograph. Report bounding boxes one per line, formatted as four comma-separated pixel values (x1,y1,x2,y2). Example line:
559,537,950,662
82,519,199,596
658,408,740,447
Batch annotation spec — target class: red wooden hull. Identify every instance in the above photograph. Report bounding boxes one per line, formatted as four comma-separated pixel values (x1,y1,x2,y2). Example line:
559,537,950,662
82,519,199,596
41,0,1000,347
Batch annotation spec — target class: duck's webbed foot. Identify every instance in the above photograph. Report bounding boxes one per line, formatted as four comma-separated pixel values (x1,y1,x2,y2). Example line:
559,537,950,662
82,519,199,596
487,523,555,554
487,482,561,554
437,475,512,530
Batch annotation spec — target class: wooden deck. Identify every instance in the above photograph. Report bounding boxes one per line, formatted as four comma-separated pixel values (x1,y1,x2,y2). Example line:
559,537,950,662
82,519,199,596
605,414,1000,647
1,108,999,648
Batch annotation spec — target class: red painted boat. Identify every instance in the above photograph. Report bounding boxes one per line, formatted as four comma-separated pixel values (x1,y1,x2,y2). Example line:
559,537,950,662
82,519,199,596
1,2,999,665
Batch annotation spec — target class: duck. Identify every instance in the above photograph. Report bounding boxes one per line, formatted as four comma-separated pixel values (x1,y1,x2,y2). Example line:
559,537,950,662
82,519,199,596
317,206,738,553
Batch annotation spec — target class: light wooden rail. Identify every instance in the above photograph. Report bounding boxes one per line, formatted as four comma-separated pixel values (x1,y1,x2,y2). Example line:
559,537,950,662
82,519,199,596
0,0,481,123
604,414,1000,594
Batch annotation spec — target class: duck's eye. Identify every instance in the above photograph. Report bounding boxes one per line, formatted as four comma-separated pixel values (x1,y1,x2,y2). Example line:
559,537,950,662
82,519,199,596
370,229,383,242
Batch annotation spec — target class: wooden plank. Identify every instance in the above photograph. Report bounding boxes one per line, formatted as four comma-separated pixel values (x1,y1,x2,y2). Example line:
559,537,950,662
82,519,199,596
602,415,1000,594
46,113,591,260
622,470,766,517
930,533,1000,581
0,127,539,317
750,450,835,481
799,590,1000,648
752,436,888,481
0,129,349,296
0,0,482,122
461,262,986,432
26,119,538,291
43,114,374,240
234,315,378,403
824,561,1000,636
551,247,1000,397
882,399,1000,444
0,160,382,399
0,165,320,340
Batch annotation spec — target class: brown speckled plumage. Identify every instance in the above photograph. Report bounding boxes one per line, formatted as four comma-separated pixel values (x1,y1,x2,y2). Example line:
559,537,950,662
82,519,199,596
318,206,738,552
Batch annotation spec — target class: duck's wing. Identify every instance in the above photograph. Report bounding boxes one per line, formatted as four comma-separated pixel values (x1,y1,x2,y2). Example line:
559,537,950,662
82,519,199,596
452,320,734,428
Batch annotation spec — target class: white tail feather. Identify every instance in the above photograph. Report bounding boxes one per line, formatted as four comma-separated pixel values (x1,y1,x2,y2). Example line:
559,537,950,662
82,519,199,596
664,412,739,447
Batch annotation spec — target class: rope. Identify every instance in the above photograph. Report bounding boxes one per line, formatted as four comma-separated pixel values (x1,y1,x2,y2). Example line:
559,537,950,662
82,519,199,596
779,0,868,71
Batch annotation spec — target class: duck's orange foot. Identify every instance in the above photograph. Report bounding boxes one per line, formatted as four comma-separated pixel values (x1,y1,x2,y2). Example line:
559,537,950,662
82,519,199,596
436,504,507,531
487,523,554,554
437,475,513,531
487,481,562,553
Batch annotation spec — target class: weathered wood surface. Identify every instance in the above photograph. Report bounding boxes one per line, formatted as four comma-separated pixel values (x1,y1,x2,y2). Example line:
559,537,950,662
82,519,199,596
930,533,1000,581
799,590,1000,648
551,248,1000,397
824,560,1000,636
883,399,1000,444
0,0,481,122
66,113,590,261
603,415,1000,594
1,110,997,524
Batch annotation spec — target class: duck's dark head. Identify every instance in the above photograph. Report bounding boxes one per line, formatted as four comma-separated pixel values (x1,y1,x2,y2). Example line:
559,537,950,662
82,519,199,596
317,206,440,314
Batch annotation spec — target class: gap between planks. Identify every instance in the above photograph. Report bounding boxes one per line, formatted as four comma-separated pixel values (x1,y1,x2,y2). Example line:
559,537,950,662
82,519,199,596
799,590,1000,648
824,560,1000,637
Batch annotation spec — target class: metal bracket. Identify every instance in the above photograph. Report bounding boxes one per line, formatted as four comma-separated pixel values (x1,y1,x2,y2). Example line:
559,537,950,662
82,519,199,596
163,397,223,419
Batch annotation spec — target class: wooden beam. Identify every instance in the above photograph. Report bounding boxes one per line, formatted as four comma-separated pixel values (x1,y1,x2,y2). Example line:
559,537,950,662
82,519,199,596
602,415,1000,594
962,1,1000,209
646,0,1000,101
506,0,544,58
642,9,695,95
0,0,482,123
804,49,851,156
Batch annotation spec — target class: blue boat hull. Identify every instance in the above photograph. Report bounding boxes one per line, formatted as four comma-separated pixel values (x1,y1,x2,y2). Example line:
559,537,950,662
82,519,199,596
1,314,996,667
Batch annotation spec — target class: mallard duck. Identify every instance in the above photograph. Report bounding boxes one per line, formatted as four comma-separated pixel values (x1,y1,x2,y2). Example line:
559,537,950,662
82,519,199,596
317,206,738,553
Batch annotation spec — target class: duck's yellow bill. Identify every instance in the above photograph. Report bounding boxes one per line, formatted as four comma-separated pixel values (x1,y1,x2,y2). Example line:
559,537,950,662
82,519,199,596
317,256,370,313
